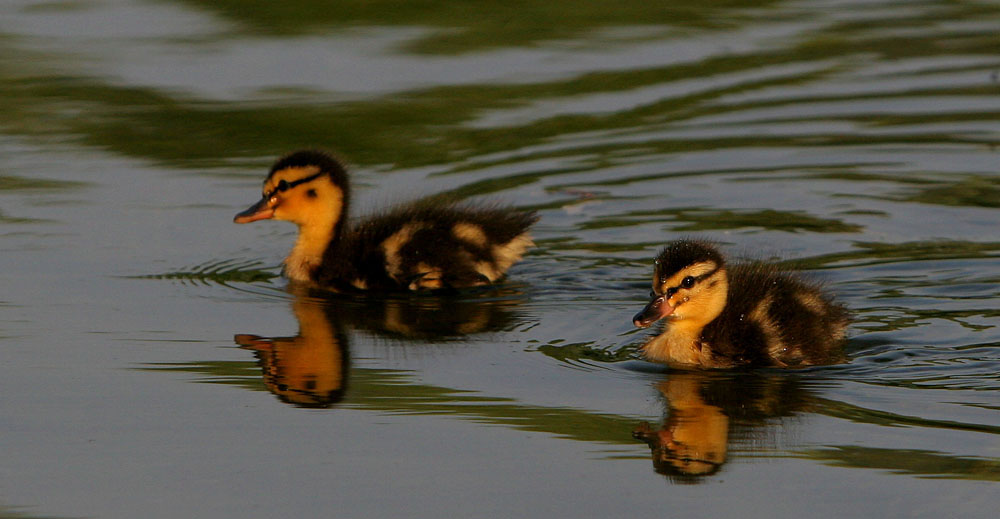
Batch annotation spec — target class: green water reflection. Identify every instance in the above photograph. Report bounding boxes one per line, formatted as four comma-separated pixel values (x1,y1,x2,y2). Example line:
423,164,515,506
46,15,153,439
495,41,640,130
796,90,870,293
145,354,1000,483
0,210,47,225
145,361,638,445
142,291,999,483
578,208,863,233
801,446,1000,481
176,0,782,53
2,1,998,170
0,176,88,192
902,176,1000,209
788,241,1000,270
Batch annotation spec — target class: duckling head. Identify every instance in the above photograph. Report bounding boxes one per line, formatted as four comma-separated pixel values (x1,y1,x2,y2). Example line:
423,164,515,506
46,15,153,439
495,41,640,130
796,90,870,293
633,240,729,330
234,149,350,235
234,150,352,282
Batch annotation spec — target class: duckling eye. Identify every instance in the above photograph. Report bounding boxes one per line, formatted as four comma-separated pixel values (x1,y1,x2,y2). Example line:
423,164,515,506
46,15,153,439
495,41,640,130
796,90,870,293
681,276,695,289
276,180,290,192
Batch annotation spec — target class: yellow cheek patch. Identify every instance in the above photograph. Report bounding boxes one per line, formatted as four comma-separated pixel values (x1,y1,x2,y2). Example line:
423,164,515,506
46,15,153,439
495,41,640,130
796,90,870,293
271,173,342,229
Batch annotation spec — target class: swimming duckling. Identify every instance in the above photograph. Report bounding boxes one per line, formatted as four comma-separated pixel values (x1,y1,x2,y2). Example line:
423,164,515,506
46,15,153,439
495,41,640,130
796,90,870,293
633,240,848,368
234,150,538,292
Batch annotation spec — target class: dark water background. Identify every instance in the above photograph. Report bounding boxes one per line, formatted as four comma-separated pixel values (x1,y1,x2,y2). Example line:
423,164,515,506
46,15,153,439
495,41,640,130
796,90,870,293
1,1,998,517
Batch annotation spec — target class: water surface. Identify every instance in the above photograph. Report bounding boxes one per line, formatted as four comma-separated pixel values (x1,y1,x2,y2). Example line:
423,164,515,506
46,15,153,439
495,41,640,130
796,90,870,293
1,1,999,518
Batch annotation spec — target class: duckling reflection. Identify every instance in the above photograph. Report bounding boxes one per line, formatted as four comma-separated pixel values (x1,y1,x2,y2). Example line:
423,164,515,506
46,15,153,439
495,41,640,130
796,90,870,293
343,289,520,342
235,298,348,408
234,288,522,408
632,372,812,482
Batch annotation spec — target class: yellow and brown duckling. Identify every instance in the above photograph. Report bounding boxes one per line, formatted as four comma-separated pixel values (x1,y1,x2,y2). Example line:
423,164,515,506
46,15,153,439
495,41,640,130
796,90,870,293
234,150,538,292
633,240,849,368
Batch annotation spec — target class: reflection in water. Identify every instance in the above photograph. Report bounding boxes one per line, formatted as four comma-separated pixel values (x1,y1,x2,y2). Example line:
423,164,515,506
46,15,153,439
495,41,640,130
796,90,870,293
176,0,784,53
633,372,811,483
234,288,522,407
234,299,349,408
335,288,522,342
577,207,863,234
4,0,1000,514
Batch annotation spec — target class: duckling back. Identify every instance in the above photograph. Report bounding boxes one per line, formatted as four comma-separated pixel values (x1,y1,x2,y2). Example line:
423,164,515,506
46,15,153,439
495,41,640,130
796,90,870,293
704,263,849,367
316,202,538,292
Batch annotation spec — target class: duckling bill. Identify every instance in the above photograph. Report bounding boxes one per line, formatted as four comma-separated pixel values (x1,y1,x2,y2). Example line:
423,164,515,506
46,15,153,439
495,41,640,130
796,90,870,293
235,149,538,292
634,240,849,368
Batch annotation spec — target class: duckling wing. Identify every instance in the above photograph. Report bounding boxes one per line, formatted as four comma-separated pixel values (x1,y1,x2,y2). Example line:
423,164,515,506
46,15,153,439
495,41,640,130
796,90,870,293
319,202,537,291
709,264,848,367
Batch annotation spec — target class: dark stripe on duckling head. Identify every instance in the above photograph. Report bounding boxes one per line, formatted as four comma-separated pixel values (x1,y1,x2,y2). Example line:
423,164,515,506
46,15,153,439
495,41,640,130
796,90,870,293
265,149,352,232
267,149,349,190
653,240,725,293
263,169,325,201
269,149,346,177
654,241,725,279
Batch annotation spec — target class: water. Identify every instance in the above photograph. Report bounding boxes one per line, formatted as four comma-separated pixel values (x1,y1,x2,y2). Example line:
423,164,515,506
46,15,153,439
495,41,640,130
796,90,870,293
2,0,999,517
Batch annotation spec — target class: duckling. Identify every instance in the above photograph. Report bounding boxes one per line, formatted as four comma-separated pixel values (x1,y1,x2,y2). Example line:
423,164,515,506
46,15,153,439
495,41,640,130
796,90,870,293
234,150,538,292
633,240,848,368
